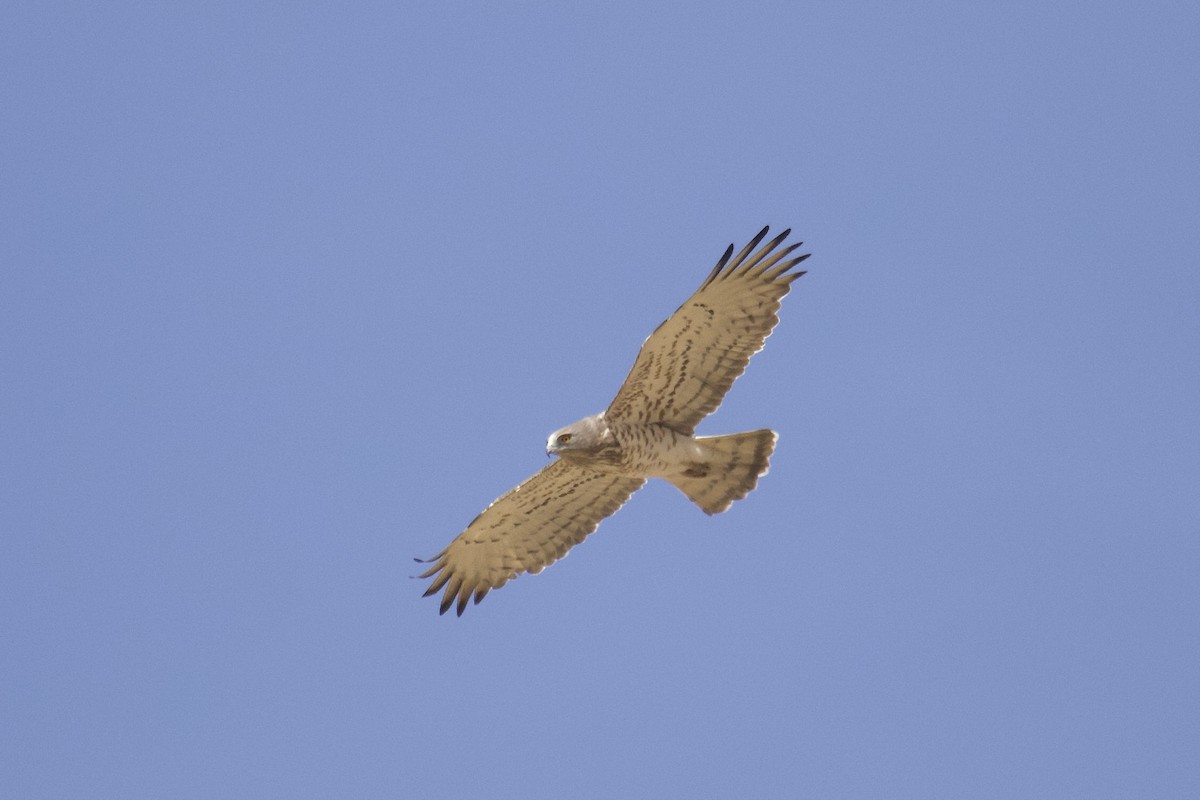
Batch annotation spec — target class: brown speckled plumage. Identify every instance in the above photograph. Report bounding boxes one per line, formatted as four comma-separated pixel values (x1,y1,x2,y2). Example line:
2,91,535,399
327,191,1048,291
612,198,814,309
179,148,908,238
418,226,808,615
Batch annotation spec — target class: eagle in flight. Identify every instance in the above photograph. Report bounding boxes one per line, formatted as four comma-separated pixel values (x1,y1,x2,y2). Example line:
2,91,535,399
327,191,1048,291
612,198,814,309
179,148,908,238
418,226,809,615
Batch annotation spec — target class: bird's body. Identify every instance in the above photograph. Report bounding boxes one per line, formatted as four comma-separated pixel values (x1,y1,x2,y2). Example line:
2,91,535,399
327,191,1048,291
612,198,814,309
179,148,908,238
550,414,704,475
418,226,809,615
549,413,777,513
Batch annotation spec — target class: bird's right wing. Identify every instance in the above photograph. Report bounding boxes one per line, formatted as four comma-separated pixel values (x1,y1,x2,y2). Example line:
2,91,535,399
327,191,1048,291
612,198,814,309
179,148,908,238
417,460,645,616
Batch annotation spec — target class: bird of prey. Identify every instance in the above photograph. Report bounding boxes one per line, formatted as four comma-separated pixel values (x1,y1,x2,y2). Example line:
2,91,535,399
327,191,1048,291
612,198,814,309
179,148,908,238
417,226,809,615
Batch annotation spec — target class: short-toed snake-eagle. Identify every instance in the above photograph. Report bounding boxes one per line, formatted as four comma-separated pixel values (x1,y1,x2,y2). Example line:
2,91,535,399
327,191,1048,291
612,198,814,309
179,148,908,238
418,226,809,615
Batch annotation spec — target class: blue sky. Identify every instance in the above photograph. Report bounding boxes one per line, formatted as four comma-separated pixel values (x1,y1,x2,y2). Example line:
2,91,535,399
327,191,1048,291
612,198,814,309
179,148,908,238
3,2,1198,798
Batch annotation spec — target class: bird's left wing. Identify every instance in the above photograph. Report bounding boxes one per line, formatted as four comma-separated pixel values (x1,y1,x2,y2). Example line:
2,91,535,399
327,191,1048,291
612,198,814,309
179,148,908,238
417,460,645,616
605,226,809,434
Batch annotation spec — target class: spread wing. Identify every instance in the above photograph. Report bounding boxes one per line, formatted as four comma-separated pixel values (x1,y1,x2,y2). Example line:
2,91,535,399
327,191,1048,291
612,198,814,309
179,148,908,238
417,460,645,616
605,226,809,434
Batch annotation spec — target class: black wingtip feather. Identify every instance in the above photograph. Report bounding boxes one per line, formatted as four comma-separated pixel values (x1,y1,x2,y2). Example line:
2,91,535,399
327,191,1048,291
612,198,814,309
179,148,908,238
414,549,446,565
703,243,736,287
746,229,793,270
727,226,771,273
747,238,802,277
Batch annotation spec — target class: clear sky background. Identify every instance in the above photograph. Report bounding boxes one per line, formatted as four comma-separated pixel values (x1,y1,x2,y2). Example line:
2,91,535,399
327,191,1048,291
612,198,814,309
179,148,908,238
3,3,1198,798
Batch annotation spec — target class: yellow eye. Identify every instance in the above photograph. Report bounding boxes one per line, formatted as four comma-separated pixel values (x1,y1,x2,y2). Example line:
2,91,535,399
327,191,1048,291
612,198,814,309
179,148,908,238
557,433,572,445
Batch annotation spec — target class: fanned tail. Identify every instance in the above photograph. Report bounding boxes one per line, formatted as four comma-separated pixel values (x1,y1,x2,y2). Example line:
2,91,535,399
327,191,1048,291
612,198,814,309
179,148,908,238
666,429,777,515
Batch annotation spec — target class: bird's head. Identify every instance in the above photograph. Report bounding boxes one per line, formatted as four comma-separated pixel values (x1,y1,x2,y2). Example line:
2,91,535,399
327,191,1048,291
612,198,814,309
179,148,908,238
546,413,611,459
